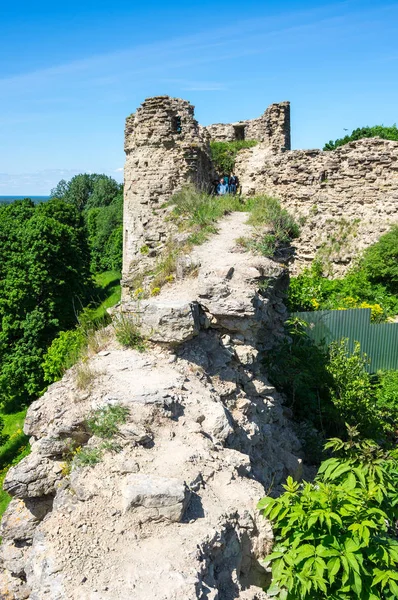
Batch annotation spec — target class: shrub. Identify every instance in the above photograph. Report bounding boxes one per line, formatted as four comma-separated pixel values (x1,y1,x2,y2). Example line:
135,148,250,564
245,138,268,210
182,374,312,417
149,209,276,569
361,225,398,294
114,314,146,351
375,370,398,437
326,340,380,439
210,140,258,174
288,237,398,320
86,404,129,439
42,329,86,383
258,428,398,600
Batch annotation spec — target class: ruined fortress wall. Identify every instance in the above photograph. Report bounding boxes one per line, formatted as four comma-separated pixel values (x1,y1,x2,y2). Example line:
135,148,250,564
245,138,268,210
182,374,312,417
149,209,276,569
205,101,291,152
122,96,212,297
235,138,398,274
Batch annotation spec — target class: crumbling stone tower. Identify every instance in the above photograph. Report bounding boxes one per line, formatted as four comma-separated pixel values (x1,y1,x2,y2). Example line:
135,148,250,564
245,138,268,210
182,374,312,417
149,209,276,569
204,101,291,152
122,96,212,297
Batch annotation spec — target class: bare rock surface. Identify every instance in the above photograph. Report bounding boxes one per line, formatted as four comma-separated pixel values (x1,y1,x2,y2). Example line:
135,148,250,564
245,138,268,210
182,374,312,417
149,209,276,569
0,213,301,599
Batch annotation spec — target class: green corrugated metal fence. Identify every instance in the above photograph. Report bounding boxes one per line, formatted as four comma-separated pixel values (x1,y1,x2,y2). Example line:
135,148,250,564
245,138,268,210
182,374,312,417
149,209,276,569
291,308,398,373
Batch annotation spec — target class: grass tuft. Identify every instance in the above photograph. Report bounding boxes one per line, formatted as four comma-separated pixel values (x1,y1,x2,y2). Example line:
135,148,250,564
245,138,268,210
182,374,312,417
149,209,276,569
114,314,146,351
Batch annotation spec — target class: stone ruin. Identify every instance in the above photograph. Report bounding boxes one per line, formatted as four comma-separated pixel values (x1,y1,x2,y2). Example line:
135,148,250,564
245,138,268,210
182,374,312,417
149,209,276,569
122,96,291,299
235,137,398,274
122,94,398,288
204,101,291,152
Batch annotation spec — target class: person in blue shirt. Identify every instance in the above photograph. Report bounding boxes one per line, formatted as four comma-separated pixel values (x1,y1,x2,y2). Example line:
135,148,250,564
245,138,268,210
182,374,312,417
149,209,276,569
217,178,229,196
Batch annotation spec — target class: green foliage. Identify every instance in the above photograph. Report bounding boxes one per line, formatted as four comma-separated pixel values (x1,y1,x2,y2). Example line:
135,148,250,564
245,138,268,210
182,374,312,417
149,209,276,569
51,173,123,273
42,329,86,383
288,230,398,319
86,404,129,439
85,193,123,272
375,370,398,437
266,321,398,457
51,173,122,211
210,140,258,174
361,226,398,295
327,340,380,439
0,198,92,411
258,429,398,600
242,196,299,258
265,318,338,460
0,409,29,516
72,446,102,467
324,124,398,151
114,314,146,351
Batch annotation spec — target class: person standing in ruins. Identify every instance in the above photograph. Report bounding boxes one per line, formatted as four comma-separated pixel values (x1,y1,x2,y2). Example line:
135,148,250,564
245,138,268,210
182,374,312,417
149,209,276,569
217,178,229,196
229,174,239,195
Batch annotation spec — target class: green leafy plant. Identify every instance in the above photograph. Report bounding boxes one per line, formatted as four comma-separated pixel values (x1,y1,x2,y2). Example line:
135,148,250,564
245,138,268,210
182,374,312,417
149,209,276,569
258,427,398,600
288,230,398,319
72,446,102,467
326,339,380,439
86,404,129,439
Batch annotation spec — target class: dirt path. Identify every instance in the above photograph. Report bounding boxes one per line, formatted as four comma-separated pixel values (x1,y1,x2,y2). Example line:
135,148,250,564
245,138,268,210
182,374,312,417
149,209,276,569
158,211,254,301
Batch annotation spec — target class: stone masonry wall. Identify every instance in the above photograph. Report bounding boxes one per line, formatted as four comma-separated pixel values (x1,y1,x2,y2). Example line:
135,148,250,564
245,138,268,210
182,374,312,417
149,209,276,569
235,137,398,274
204,102,291,152
122,96,213,298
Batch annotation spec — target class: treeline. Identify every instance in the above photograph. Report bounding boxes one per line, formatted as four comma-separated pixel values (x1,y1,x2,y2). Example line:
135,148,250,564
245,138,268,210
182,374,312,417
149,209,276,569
324,124,398,151
0,174,123,414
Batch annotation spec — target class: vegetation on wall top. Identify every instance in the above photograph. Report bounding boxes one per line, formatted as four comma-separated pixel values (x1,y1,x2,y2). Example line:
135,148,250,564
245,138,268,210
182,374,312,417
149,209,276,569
210,140,258,174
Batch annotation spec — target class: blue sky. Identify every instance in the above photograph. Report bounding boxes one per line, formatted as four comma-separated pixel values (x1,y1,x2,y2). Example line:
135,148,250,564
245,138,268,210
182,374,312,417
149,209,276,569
1,0,398,194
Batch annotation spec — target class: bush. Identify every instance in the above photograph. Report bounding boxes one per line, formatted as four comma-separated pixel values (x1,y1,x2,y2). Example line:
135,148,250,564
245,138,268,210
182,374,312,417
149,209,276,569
361,226,398,294
327,340,380,439
265,318,336,446
210,140,258,174
42,329,86,383
258,428,398,600
375,370,398,437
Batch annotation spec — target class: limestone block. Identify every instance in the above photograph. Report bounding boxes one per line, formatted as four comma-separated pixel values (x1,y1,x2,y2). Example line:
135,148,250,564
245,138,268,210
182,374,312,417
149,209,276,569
3,454,63,498
139,300,200,344
0,498,52,542
200,401,233,444
121,474,189,521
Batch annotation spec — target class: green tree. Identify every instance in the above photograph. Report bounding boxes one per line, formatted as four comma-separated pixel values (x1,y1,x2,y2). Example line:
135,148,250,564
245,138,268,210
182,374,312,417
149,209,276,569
0,198,92,411
51,173,122,211
324,125,398,151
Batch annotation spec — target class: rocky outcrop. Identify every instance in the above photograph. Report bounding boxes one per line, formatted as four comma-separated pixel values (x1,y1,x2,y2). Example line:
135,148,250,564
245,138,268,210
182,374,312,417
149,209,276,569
235,137,398,274
0,213,301,599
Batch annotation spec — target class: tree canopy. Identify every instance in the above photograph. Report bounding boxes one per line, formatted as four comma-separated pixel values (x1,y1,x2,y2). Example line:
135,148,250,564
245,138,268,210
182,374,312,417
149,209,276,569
51,173,123,272
324,125,398,151
0,198,92,411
